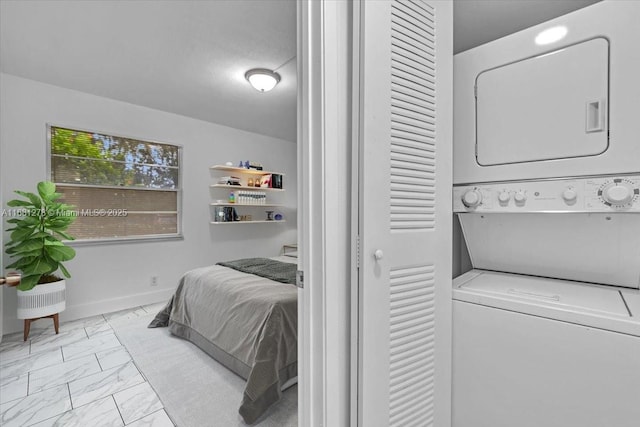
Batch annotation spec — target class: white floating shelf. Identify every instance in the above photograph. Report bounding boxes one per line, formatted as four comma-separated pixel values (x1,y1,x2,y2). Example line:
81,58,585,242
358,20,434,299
209,203,284,207
210,220,287,225
210,184,284,192
210,165,285,176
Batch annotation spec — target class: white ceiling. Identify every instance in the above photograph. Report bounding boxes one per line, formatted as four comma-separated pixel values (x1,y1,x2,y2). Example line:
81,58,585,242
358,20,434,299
1,0,601,143
0,0,297,142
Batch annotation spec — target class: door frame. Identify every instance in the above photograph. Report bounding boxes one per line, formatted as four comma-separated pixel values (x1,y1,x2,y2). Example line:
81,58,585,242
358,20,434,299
297,1,354,426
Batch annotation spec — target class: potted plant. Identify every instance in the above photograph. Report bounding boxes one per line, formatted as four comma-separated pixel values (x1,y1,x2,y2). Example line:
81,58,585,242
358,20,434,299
4,181,76,331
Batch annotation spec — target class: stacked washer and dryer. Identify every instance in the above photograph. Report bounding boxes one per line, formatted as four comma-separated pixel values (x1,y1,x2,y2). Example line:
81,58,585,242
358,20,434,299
451,2,640,427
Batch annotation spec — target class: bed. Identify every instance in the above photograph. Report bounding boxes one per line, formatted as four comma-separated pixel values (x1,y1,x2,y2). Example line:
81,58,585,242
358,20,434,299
149,257,298,424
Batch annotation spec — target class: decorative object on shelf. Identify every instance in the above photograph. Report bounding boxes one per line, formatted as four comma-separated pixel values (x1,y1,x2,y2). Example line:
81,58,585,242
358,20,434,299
4,181,77,340
225,161,233,166
247,178,254,187
248,161,263,171
272,174,283,189
228,208,239,222
245,68,281,92
244,160,250,169
218,176,241,185
260,174,272,188
228,192,235,203
265,211,274,221
236,191,266,204
214,207,239,222
214,207,225,222
275,213,283,221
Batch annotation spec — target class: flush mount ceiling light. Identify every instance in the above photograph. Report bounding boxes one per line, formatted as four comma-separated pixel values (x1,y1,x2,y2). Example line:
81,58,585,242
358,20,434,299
535,26,568,45
245,68,281,92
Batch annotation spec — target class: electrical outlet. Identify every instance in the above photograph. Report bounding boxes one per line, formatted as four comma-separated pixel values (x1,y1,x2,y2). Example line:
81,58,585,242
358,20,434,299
150,276,158,287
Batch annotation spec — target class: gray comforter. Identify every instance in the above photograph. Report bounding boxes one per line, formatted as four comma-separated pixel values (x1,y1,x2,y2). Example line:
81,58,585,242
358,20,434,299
149,258,297,424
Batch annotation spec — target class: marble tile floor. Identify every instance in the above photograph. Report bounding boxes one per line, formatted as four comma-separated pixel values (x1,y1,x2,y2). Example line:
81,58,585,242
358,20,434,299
0,303,173,427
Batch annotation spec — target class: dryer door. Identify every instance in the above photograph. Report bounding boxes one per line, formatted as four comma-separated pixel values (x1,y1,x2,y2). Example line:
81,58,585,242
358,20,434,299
476,37,609,166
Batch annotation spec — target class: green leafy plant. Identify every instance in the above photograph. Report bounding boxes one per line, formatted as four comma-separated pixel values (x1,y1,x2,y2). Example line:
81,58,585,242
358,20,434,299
5,181,76,291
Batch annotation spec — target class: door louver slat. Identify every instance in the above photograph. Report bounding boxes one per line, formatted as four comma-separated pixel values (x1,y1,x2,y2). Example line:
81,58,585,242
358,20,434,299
392,77,435,100
392,66,436,90
392,94,435,117
391,102,436,124
391,14,435,43
391,53,435,81
405,0,435,21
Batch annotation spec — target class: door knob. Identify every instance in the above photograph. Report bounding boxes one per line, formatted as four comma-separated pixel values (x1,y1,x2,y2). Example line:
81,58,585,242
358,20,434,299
374,249,384,260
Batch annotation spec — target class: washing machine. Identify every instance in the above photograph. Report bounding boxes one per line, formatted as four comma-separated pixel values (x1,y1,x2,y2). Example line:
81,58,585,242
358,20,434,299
451,2,640,426
452,176,640,427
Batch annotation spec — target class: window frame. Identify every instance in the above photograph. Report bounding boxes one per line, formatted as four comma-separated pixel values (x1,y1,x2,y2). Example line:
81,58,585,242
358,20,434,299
46,123,184,245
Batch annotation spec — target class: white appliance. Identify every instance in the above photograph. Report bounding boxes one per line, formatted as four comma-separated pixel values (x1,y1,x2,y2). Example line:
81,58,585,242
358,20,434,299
451,2,640,427
453,1,640,184
452,178,640,427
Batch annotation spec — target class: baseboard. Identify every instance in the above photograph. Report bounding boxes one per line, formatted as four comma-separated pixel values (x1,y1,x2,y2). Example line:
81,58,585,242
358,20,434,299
1,287,174,336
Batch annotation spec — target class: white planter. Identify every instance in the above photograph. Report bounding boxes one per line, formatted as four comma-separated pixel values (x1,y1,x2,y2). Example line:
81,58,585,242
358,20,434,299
17,280,66,319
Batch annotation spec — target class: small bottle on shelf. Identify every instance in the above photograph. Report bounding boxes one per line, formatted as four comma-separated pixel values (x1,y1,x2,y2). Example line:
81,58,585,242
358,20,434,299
229,192,235,203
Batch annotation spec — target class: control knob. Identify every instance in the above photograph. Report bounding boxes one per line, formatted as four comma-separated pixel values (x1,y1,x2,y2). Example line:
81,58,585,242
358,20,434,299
514,191,527,204
498,191,510,204
462,189,482,208
562,188,578,204
600,181,635,206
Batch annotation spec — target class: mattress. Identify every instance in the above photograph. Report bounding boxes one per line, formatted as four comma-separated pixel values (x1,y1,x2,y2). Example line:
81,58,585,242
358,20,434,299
149,257,297,424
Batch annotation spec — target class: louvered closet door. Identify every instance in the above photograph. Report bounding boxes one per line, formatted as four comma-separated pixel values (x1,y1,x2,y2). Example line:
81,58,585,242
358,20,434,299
356,1,452,426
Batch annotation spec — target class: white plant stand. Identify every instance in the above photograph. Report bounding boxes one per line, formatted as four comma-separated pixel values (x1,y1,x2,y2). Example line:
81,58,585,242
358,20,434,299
17,280,66,341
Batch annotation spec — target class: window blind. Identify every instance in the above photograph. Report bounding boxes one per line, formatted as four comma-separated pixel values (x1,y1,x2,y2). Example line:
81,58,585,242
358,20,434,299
48,125,182,241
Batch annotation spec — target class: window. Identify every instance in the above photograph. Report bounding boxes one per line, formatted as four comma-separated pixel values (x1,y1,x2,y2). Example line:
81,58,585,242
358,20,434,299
48,125,182,242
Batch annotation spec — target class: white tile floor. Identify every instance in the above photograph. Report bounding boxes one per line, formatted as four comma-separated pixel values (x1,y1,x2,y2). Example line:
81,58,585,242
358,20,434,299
0,304,173,427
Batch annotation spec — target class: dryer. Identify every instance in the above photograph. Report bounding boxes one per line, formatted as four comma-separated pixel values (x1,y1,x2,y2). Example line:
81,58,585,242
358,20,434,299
451,2,640,426
453,1,640,184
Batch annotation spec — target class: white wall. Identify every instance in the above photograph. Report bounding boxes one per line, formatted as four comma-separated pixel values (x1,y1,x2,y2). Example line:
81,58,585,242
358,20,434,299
0,73,297,335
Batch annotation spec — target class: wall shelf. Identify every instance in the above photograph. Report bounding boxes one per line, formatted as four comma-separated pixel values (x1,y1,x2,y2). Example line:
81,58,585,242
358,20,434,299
210,165,286,176
209,220,287,225
210,164,286,225
210,203,284,207
209,184,284,192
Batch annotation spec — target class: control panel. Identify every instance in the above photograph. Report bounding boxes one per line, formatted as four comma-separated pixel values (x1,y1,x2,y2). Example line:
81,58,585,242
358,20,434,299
453,175,640,213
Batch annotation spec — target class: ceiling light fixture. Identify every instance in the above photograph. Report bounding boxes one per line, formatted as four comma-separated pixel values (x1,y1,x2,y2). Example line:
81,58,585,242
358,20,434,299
245,68,281,92
535,26,568,46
